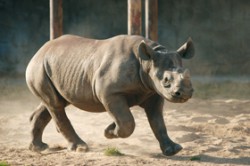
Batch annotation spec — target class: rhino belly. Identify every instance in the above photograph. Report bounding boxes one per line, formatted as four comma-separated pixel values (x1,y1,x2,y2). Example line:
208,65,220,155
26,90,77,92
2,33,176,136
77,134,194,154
71,101,106,113
55,85,106,112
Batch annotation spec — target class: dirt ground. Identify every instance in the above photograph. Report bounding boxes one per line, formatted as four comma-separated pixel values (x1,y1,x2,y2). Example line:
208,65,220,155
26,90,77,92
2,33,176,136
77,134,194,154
0,77,249,166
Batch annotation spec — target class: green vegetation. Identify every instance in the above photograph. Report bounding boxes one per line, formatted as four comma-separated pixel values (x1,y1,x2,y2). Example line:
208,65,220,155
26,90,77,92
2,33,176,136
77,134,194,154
189,155,201,161
104,147,124,156
0,161,10,166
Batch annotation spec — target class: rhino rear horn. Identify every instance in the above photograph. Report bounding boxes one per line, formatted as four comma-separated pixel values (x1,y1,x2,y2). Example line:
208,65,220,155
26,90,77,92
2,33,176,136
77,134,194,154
152,45,166,52
177,37,195,59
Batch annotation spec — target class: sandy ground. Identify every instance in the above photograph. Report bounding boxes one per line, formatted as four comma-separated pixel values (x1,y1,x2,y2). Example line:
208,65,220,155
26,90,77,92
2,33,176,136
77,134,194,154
0,78,249,166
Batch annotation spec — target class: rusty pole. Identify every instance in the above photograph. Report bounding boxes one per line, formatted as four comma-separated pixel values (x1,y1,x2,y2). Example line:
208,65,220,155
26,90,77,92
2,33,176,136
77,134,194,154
50,0,63,40
145,0,158,41
128,0,142,35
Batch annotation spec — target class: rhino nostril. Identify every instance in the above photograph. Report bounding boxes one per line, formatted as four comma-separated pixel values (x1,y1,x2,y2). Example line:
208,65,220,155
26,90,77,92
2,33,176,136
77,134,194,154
174,91,181,97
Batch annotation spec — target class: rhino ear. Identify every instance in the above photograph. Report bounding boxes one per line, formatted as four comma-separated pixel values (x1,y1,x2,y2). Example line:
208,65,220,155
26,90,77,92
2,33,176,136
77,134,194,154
177,37,195,59
138,40,155,60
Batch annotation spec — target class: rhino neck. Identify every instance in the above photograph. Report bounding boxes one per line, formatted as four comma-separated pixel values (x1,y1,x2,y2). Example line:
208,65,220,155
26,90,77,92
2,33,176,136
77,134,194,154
139,59,154,92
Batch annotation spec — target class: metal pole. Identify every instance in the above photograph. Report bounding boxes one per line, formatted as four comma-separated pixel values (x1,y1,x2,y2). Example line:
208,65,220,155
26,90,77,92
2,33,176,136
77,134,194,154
50,0,63,40
145,0,158,41
128,0,142,35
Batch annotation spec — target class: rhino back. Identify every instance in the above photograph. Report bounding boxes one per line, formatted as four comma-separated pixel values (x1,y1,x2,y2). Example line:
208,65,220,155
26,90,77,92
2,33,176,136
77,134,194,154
35,35,147,111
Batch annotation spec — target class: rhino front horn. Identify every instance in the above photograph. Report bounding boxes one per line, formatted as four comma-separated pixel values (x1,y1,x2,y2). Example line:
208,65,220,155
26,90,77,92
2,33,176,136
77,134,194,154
181,69,190,79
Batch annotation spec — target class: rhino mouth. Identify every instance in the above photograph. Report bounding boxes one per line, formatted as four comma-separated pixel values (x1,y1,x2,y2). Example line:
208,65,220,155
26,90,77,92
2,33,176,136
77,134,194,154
155,88,191,103
168,88,193,103
168,93,192,103
167,96,189,103
153,82,193,103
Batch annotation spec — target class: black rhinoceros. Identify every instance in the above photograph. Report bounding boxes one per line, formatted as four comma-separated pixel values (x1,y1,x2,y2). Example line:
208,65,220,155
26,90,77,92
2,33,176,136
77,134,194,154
26,35,194,156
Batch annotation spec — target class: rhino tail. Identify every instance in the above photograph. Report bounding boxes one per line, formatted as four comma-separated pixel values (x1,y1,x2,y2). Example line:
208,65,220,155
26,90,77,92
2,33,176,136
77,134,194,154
29,111,36,122
29,103,47,122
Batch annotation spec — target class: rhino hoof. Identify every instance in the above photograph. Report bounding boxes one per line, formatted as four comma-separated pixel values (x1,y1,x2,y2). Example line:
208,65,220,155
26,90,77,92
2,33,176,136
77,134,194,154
104,129,118,139
68,143,88,152
163,144,183,156
29,142,49,152
104,122,118,139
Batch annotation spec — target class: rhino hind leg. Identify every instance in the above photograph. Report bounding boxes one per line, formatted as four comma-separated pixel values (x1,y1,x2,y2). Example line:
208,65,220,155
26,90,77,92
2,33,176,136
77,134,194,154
103,96,135,139
29,103,51,151
27,72,88,152
48,106,88,152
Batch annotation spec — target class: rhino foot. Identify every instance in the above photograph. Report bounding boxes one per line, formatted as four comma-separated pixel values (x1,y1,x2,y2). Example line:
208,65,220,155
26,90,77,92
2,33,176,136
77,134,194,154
162,143,183,156
104,122,118,139
68,142,88,152
29,142,49,152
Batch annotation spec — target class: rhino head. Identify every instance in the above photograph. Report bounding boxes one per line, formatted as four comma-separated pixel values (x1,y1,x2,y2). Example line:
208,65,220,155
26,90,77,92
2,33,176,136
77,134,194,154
138,38,195,103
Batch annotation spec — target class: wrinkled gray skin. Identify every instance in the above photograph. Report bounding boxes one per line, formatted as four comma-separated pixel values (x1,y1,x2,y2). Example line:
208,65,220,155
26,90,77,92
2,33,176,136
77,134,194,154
26,35,194,156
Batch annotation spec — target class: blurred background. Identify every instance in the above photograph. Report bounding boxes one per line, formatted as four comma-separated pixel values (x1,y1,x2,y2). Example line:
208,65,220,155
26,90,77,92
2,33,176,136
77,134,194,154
0,0,250,99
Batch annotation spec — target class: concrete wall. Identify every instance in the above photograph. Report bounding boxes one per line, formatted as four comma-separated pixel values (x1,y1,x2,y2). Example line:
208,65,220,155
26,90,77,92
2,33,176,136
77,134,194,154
0,0,250,76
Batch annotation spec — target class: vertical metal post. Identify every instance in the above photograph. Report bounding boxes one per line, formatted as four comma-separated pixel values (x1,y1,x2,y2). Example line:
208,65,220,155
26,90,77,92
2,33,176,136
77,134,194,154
128,0,142,35
50,0,63,40
145,0,158,41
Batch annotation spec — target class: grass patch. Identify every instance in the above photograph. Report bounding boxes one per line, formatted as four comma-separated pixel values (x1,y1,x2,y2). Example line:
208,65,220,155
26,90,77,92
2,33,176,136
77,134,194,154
189,155,201,161
104,147,124,156
0,161,10,166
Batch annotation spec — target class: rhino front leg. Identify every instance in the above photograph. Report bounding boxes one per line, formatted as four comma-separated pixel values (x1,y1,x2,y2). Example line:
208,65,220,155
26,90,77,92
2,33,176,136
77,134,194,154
29,103,51,151
103,96,135,139
140,94,182,156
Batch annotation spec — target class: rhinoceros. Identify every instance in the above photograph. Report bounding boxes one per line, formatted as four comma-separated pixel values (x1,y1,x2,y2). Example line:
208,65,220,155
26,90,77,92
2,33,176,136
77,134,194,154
26,34,194,156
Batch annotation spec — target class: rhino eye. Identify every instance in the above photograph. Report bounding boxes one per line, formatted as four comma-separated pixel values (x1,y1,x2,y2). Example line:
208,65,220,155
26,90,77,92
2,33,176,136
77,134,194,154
163,77,171,88
164,83,171,88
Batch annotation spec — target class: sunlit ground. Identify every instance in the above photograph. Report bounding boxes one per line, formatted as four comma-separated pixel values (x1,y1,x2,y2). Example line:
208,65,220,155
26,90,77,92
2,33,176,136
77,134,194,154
0,76,249,165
